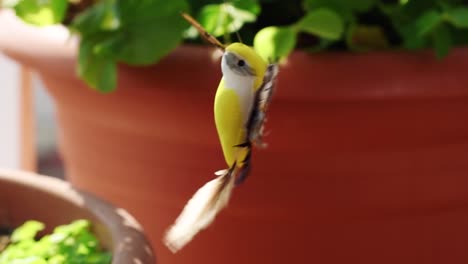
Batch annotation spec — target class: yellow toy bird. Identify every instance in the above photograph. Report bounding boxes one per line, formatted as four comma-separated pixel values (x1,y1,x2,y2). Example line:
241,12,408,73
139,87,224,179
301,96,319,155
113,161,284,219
164,13,279,253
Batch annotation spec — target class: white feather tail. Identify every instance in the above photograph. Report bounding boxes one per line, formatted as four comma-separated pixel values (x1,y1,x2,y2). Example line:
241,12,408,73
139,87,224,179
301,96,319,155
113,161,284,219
164,169,235,253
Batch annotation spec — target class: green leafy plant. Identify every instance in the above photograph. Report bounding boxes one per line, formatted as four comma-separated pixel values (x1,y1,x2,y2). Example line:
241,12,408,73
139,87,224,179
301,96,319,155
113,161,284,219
3,0,468,92
0,220,111,264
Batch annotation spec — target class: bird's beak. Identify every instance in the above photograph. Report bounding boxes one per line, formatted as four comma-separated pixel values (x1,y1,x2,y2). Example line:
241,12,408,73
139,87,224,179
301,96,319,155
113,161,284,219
223,52,235,65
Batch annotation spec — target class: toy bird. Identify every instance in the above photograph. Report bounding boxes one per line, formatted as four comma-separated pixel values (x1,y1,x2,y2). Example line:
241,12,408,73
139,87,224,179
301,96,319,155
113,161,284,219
164,13,279,253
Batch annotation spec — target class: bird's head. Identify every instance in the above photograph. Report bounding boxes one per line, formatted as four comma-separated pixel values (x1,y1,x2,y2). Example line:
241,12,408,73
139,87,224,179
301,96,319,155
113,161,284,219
221,43,268,91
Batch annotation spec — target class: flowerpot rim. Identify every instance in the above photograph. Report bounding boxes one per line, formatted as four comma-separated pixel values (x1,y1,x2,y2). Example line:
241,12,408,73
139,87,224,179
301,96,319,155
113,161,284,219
2,9,468,102
4,8,468,65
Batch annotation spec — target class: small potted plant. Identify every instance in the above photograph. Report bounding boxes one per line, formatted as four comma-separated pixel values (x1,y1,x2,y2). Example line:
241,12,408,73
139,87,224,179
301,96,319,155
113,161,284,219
0,169,155,263
1,220,112,263
1,1,468,263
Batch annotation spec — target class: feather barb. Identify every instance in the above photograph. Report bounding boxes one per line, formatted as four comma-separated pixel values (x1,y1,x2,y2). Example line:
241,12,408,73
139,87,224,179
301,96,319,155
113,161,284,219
164,169,236,252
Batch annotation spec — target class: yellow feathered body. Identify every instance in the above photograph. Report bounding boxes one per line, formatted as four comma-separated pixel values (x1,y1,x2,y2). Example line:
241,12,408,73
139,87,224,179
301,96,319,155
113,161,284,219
214,43,267,167
214,80,249,166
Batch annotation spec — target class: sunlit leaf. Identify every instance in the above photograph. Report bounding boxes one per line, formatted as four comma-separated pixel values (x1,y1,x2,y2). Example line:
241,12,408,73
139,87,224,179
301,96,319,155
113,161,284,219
254,26,297,62
0,220,110,264
78,38,117,93
11,221,44,243
14,0,68,26
196,0,260,37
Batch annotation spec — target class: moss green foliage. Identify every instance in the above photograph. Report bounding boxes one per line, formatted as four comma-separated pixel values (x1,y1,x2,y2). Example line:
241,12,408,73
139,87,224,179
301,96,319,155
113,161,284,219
0,220,111,264
3,0,468,91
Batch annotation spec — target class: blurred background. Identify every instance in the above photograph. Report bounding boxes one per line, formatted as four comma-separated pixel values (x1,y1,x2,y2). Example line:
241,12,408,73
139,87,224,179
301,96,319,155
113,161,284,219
3,1,468,262
0,54,64,178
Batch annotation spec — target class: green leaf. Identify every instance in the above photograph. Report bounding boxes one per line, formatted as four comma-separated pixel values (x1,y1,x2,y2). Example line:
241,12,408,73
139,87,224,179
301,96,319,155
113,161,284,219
9,256,47,264
14,0,68,26
399,8,441,50
196,0,260,37
382,0,440,41
233,0,261,15
73,0,190,92
11,221,44,243
112,18,186,65
86,252,112,264
445,7,468,28
48,255,66,264
116,0,187,24
1,220,110,264
197,4,230,37
297,8,344,40
227,1,260,30
54,220,90,237
414,9,442,36
113,0,189,64
78,39,117,93
432,24,452,59
396,0,439,20
71,0,120,36
254,26,297,62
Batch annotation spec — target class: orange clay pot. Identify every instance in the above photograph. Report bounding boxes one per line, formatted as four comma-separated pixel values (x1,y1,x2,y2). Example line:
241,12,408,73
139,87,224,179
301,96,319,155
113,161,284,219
2,10,468,264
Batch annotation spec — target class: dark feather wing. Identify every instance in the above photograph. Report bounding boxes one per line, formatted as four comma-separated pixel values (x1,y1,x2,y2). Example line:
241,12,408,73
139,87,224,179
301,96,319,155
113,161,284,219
235,64,279,185
247,64,279,148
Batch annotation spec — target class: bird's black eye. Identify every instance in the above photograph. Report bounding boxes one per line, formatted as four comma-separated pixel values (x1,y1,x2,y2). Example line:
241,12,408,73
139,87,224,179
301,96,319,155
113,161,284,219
237,60,245,67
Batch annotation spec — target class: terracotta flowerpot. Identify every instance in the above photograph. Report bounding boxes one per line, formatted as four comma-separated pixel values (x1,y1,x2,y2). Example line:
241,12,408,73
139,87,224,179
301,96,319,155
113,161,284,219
0,169,155,263
3,10,468,264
